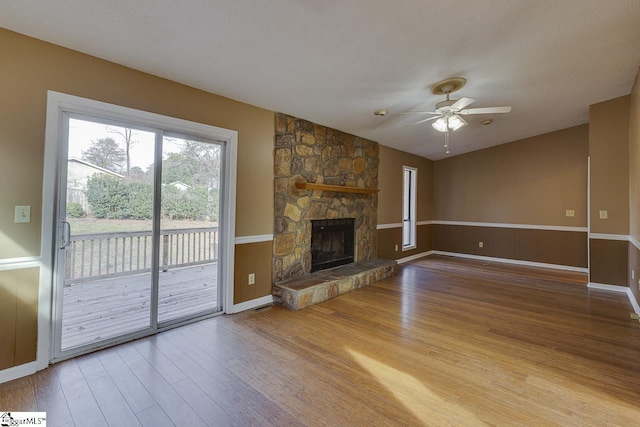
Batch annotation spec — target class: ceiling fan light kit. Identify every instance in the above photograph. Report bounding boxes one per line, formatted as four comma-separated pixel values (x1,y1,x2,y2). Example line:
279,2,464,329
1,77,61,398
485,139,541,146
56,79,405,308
403,77,513,155
432,115,465,132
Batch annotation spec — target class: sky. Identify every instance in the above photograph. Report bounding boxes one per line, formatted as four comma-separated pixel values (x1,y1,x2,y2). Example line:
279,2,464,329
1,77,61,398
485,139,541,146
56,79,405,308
68,117,185,170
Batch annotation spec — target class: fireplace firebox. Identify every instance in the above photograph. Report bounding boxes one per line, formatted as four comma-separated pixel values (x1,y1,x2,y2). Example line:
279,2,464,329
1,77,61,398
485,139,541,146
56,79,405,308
310,218,355,272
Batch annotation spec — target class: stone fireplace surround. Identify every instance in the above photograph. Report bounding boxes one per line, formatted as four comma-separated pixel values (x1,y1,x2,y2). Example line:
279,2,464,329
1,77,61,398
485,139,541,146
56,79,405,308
273,113,379,283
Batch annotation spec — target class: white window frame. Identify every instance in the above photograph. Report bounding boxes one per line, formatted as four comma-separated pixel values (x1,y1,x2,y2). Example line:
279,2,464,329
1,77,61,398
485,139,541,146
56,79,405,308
37,91,237,369
402,166,417,251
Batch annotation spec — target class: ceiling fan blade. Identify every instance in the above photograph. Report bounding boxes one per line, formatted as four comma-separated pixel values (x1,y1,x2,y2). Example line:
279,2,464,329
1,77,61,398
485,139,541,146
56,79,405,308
411,115,441,126
460,106,512,115
450,97,476,111
401,111,440,115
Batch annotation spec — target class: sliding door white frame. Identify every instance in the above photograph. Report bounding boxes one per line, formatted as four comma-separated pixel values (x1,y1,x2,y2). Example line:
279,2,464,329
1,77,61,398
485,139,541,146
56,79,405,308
38,91,237,368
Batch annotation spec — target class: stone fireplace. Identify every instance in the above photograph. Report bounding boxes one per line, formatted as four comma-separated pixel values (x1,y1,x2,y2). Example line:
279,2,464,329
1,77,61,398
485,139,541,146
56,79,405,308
273,113,379,283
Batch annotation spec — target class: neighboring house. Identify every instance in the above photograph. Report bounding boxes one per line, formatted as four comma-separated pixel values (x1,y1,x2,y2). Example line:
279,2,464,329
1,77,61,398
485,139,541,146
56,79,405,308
168,181,191,191
66,158,124,214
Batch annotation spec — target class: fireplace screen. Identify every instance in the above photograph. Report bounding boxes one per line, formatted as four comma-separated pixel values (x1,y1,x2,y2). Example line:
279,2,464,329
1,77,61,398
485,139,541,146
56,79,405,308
310,218,355,272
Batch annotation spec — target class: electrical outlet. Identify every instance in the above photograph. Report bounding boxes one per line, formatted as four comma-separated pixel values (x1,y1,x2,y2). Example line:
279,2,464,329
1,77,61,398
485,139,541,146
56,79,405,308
479,241,484,248
599,210,608,220
248,273,255,285
14,205,31,223
395,244,398,252
565,209,575,217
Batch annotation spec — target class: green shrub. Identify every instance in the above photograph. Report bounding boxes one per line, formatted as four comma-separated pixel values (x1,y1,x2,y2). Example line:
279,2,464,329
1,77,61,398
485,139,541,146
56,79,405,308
86,174,213,221
86,174,128,219
66,202,85,218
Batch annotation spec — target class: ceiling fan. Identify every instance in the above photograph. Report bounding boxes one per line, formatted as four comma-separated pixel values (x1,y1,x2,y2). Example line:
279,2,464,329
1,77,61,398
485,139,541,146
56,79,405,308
404,77,512,133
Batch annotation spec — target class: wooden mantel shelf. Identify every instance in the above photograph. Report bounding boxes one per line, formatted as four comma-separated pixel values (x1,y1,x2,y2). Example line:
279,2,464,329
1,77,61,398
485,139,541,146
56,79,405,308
295,182,379,194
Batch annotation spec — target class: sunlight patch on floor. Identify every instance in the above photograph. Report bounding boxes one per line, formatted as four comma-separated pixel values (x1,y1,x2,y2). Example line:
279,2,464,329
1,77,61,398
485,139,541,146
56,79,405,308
347,348,485,426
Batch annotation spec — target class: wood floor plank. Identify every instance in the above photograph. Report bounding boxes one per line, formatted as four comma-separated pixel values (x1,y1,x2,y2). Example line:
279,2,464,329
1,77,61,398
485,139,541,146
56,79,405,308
76,354,142,427
171,378,236,426
131,340,186,385
0,376,37,411
54,360,108,427
3,256,640,426
96,349,156,414
115,345,207,427
32,365,74,427
161,329,303,426
135,405,174,427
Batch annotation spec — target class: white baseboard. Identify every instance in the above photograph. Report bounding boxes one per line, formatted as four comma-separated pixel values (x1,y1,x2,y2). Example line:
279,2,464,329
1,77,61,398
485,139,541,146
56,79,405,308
588,282,640,316
433,251,589,273
431,220,587,232
228,295,274,314
396,251,434,264
587,282,628,292
234,234,273,244
0,361,37,384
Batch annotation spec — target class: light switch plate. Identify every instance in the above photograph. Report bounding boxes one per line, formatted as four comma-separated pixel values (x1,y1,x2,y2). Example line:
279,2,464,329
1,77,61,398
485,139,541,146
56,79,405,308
15,205,31,223
599,210,608,220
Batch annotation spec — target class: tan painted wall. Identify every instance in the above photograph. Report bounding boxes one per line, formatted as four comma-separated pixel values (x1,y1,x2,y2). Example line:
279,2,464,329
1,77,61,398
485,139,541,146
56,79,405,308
433,125,589,226
378,145,433,224
0,28,274,252
628,67,640,303
630,70,640,243
589,96,630,235
0,29,275,370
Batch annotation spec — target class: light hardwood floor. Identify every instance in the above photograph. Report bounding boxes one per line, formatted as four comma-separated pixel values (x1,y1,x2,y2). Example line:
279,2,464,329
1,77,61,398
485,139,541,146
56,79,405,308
2,256,640,426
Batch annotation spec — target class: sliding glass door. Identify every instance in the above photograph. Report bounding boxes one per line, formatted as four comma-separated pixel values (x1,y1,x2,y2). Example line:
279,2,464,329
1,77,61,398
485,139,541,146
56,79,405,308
54,112,223,358
158,135,222,323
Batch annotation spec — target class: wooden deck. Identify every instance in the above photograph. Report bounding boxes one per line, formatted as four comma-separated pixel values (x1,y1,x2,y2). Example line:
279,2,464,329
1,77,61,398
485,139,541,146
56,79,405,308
62,263,218,349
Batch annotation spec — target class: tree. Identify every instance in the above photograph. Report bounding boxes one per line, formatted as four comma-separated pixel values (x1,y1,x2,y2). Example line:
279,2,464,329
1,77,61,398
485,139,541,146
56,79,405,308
161,152,197,186
180,141,221,188
107,127,137,177
162,140,220,188
81,137,125,173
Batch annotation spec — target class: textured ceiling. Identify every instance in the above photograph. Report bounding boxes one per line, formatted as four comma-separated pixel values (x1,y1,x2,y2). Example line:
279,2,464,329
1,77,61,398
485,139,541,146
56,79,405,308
2,0,639,159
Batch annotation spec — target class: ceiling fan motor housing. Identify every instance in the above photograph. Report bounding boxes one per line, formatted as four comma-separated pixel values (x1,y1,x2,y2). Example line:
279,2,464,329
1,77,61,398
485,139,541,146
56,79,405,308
435,99,457,112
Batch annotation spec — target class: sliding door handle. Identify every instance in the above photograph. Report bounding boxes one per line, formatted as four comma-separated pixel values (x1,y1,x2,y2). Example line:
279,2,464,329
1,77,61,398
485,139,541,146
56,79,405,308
59,220,71,250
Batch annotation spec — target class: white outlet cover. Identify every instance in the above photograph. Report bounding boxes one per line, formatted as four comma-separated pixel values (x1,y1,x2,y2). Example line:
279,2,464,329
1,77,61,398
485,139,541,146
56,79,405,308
15,205,31,223
565,209,575,217
599,210,608,219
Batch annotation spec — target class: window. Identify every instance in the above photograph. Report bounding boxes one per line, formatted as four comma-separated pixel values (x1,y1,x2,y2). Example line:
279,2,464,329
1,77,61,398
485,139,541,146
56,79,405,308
402,166,417,250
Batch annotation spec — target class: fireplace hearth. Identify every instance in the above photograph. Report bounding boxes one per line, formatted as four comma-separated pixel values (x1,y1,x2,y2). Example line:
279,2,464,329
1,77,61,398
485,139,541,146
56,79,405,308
311,218,355,272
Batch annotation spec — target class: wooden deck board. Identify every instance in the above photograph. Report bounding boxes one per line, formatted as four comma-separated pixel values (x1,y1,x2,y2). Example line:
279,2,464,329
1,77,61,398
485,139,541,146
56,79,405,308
62,264,218,349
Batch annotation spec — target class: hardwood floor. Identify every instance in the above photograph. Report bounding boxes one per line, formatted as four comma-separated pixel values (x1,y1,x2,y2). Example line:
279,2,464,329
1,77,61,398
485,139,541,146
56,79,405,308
2,255,640,426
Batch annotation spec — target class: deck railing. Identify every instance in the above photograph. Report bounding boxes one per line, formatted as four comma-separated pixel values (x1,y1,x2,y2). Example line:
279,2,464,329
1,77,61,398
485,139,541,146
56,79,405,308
64,227,219,283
